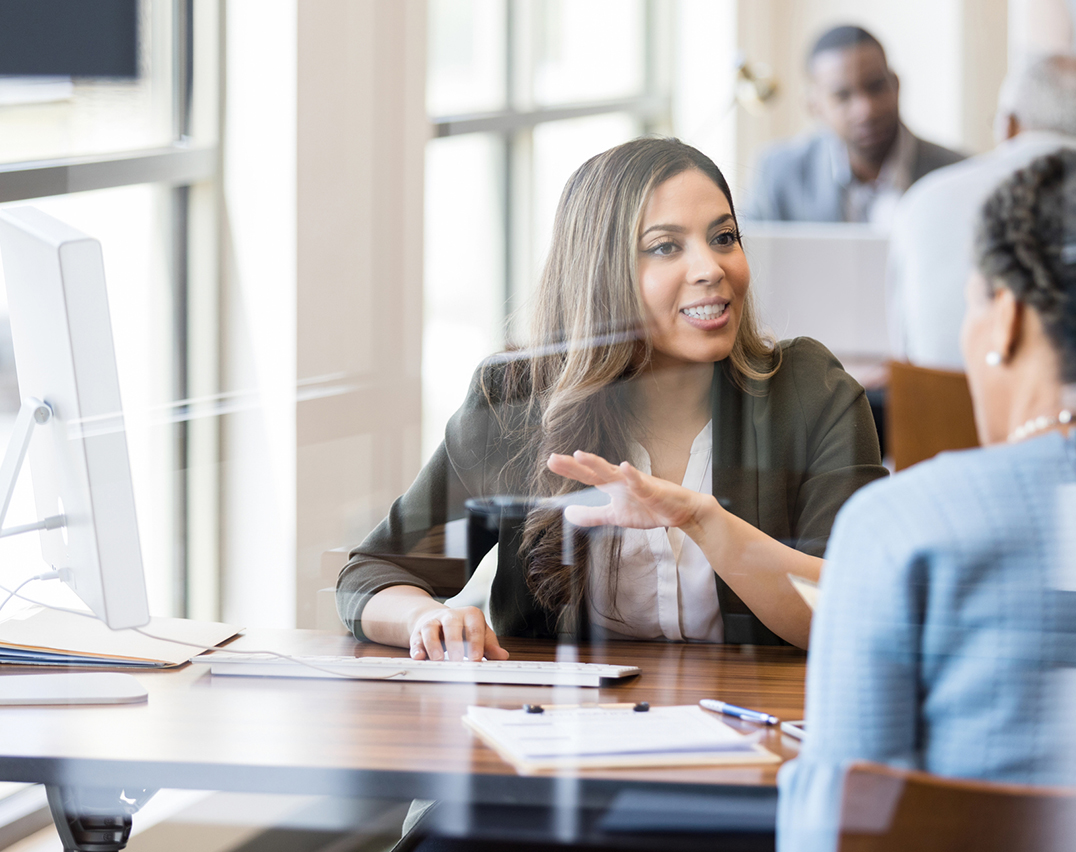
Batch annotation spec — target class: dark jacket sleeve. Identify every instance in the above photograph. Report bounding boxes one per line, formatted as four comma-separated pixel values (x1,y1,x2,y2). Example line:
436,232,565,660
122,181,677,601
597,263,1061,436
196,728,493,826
335,361,503,641
783,337,888,558
911,137,966,183
714,337,887,645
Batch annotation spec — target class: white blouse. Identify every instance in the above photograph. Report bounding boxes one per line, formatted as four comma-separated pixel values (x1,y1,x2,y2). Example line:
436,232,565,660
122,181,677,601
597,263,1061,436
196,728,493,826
586,421,723,643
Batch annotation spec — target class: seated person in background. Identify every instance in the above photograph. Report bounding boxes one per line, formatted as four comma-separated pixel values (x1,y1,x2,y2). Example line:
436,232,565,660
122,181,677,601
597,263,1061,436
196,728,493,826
744,25,964,226
336,138,886,656
777,150,1076,851
888,54,1076,370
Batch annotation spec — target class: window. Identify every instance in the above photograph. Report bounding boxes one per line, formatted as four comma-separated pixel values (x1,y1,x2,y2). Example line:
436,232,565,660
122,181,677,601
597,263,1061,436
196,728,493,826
422,0,672,459
0,0,220,620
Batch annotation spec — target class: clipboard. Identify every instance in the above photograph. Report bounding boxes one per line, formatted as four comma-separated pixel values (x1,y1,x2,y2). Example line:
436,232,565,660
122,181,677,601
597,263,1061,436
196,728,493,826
463,704,781,774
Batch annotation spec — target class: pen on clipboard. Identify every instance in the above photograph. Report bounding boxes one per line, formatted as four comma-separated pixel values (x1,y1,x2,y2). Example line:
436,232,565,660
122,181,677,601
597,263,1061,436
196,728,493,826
699,699,778,726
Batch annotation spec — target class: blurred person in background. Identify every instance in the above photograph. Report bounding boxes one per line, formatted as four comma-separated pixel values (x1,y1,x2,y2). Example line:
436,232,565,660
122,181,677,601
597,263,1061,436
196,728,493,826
777,150,1076,851
338,138,886,657
745,25,964,226
889,56,1076,369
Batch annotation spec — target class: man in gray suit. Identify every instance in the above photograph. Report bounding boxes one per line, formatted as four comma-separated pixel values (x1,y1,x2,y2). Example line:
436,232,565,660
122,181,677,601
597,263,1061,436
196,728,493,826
744,26,964,225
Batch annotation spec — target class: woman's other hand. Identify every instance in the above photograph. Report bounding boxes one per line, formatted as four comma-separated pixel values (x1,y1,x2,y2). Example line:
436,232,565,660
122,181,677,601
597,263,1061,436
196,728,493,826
409,604,510,662
547,450,713,530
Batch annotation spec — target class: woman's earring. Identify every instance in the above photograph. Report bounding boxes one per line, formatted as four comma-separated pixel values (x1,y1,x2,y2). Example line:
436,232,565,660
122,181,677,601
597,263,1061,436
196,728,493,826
985,351,1003,367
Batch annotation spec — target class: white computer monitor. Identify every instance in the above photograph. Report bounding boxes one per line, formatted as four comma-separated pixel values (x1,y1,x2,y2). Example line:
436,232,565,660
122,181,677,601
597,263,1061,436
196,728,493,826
741,221,891,360
0,206,149,631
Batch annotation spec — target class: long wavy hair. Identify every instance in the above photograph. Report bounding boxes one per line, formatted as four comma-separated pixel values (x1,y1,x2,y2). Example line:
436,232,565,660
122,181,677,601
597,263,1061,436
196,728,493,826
489,137,779,620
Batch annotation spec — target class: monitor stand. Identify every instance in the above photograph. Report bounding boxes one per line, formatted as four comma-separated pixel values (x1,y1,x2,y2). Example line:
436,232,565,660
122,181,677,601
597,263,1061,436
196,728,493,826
0,398,149,706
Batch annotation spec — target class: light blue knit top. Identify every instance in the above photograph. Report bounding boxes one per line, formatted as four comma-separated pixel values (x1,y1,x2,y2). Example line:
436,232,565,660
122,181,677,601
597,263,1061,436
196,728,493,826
778,432,1076,851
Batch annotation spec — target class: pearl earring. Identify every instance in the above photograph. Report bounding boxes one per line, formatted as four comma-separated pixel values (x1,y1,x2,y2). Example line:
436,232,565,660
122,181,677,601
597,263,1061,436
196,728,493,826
985,351,1003,367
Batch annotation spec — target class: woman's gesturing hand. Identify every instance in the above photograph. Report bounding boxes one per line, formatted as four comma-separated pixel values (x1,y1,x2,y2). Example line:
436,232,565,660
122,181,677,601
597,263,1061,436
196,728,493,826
409,605,510,662
547,450,712,530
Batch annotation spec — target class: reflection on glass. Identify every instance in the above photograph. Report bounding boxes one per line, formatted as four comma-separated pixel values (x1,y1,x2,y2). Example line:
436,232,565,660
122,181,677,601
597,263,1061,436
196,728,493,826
0,186,179,616
533,0,645,106
423,133,506,462
427,0,508,116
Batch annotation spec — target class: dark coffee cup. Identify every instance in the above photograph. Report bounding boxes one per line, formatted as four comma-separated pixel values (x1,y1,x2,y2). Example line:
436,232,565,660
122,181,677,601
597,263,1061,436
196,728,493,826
464,496,533,579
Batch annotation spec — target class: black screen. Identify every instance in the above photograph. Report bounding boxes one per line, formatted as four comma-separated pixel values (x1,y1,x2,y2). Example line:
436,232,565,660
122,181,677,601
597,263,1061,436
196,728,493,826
0,0,138,78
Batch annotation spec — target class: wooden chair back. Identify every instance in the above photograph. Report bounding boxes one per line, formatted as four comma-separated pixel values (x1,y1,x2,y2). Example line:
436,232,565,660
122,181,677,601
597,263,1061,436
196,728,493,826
886,361,979,470
837,762,1076,852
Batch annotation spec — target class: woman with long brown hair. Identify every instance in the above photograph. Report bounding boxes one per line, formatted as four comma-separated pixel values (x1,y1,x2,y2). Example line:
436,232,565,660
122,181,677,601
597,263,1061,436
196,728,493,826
337,137,886,655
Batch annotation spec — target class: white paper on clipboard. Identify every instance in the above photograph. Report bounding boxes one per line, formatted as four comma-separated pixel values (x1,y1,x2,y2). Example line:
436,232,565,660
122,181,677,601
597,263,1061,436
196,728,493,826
464,704,780,773
788,574,819,611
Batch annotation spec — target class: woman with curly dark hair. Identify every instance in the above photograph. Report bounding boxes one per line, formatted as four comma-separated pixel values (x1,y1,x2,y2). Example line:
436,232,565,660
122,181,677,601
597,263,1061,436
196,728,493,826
778,149,1076,850
337,137,886,655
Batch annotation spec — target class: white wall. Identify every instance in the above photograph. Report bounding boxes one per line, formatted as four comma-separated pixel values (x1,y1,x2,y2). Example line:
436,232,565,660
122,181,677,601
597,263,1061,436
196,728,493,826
1010,0,1076,60
294,0,426,629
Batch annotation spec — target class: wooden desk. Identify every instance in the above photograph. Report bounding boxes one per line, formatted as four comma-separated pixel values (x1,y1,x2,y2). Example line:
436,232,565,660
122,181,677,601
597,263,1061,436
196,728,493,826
0,630,806,848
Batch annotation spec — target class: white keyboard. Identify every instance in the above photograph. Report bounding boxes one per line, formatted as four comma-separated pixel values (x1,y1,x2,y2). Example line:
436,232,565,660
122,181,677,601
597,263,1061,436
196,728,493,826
198,653,640,688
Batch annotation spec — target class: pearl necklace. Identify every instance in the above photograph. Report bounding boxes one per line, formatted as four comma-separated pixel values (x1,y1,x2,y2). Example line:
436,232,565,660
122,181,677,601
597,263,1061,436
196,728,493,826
1007,409,1074,443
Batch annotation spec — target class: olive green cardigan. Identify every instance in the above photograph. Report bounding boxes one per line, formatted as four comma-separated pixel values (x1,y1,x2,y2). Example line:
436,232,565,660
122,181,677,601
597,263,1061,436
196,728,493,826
336,337,887,645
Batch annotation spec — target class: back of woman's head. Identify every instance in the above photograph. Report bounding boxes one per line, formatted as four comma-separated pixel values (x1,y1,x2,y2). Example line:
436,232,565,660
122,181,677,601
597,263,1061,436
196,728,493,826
975,149,1076,381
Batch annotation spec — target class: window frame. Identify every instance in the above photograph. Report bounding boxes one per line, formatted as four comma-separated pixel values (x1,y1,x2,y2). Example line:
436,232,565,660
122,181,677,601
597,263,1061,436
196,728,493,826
427,0,673,344
0,0,221,622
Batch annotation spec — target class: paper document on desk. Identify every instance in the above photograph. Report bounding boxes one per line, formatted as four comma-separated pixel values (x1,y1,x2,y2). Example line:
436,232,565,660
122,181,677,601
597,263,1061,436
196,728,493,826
0,606,240,667
788,574,819,611
464,705,780,773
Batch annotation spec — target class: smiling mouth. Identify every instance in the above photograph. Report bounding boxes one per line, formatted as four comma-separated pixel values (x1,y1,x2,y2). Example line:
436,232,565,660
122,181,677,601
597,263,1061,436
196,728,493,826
681,303,728,320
